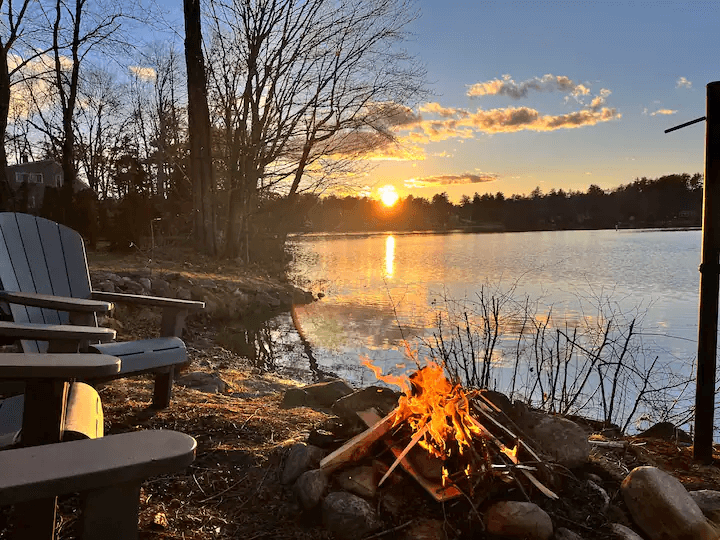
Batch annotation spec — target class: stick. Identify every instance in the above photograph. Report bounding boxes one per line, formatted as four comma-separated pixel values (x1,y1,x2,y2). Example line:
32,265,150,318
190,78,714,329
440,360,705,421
378,423,429,487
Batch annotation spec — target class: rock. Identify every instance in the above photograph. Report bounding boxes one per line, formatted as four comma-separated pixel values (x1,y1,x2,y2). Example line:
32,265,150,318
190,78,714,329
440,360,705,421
484,501,553,540
331,386,400,423
621,466,718,540
307,429,339,448
555,528,585,540
175,372,227,394
408,445,444,481
636,421,692,444
609,523,644,540
281,443,325,485
177,287,192,301
281,379,354,409
96,280,115,292
690,490,720,524
336,466,377,499
294,469,328,509
138,277,152,291
151,278,171,296
586,479,610,513
321,491,381,540
511,402,590,468
402,519,446,540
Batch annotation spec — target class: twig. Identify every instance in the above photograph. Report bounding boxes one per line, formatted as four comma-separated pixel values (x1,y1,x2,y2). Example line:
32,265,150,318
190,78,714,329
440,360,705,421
199,474,248,503
362,520,414,539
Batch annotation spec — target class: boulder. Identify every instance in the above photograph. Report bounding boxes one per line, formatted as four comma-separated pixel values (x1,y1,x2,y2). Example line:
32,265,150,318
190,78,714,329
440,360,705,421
484,501,553,540
636,421,692,444
621,466,718,540
321,491,381,540
402,519,446,540
609,523,644,540
294,469,328,510
555,528,585,540
281,379,354,409
281,443,325,485
511,402,590,468
690,490,720,525
331,386,401,423
335,466,377,499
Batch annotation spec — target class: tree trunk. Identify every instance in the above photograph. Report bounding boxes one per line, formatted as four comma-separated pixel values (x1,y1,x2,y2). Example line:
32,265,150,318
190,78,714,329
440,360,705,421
0,46,11,209
183,0,216,254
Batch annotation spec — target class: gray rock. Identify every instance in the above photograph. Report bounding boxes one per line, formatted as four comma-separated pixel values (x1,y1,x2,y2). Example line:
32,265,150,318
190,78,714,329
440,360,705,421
175,372,227,394
586,479,610,513
484,501,553,540
621,466,718,540
294,469,328,509
336,466,377,499
151,278,171,296
321,491,381,540
637,421,692,443
96,280,115,293
402,519,446,540
281,443,325,485
690,490,720,525
555,528,584,540
512,402,590,468
307,429,339,448
177,287,192,300
331,386,400,423
281,379,354,409
138,277,152,291
608,523,644,540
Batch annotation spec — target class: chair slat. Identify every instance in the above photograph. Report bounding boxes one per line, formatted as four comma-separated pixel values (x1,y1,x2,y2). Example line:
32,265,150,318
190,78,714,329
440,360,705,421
59,223,92,299
0,217,30,325
13,214,61,326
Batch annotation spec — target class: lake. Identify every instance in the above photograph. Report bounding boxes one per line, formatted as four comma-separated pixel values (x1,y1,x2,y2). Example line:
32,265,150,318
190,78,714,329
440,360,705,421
237,228,703,430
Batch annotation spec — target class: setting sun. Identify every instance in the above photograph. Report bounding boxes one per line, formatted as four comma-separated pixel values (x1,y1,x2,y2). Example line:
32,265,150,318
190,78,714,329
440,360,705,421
379,185,399,207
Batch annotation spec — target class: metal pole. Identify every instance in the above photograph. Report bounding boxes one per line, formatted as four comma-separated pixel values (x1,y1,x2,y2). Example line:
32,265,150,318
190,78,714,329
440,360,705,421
694,81,720,462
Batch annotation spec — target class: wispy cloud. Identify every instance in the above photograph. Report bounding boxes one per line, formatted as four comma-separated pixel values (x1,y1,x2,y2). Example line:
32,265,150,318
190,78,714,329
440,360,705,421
467,74,590,99
129,66,157,82
676,77,692,89
650,109,677,116
404,172,497,188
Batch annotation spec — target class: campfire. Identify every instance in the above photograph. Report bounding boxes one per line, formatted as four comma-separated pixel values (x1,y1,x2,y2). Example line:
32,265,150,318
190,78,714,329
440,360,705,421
319,359,558,502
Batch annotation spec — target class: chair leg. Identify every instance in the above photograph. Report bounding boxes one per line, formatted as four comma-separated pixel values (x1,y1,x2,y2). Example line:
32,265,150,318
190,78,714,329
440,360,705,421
81,480,141,540
151,368,174,409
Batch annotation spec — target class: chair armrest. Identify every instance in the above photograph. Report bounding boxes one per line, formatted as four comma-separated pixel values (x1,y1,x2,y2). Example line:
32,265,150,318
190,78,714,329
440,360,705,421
0,353,121,379
0,430,196,505
0,291,113,313
0,321,116,343
91,291,204,311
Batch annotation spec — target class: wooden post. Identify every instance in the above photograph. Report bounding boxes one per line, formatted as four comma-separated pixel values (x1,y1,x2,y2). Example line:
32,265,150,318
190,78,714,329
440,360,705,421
694,81,720,463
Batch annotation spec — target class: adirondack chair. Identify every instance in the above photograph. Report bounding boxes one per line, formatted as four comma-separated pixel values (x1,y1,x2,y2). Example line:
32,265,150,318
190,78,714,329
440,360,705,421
0,351,196,539
0,212,205,408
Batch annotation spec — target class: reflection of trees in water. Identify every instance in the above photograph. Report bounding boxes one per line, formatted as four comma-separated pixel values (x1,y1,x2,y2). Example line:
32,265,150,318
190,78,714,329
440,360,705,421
219,308,335,382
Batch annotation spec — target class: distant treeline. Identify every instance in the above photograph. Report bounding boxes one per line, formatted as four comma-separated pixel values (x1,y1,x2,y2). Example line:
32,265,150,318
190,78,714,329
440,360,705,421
288,173,703,233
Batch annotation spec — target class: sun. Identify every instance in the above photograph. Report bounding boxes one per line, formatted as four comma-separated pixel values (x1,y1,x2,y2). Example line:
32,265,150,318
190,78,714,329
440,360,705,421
378,185,399,207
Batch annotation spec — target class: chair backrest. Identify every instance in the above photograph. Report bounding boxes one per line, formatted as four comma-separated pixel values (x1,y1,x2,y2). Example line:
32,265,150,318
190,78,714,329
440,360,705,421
0,213,94,352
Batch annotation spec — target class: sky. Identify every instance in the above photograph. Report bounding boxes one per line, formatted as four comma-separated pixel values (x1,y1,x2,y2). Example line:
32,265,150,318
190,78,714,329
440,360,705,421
362,1,719,203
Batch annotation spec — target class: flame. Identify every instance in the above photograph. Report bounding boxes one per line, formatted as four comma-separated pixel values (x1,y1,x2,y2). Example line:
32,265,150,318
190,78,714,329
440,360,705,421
363,357,484,460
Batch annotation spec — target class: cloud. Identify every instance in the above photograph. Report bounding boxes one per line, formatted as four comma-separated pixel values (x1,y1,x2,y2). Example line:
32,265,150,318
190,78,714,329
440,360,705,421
467,74,590,99
404,172,497,189
129,66,157,82
677,77,692,89
400,104,621,142
650,109,677,116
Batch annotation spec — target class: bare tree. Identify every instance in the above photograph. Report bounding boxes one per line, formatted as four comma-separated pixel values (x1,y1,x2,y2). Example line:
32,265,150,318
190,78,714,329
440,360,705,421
205,0,425,259
183,0,216,254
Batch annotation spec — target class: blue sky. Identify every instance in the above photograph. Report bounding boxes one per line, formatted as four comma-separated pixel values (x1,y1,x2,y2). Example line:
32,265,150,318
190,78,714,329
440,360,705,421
367,1,717,202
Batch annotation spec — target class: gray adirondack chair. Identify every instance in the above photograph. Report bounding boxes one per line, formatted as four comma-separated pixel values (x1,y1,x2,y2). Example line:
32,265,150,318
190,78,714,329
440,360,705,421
0,212,204,408
0,353,196,539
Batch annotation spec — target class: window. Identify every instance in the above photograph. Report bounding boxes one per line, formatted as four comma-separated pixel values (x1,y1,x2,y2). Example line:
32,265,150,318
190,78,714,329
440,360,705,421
55,174,62,186
15,172,28,183
29,173,43,184
14,172,43,184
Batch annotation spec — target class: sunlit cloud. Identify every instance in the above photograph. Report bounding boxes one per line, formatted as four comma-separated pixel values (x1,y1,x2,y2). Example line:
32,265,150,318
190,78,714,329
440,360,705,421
650,109,677,116
467,74,590,99
676,77,692,89
129,66,157,82
404,172,498,189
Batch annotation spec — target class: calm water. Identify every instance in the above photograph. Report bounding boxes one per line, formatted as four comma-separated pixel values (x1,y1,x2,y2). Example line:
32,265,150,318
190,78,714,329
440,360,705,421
275,229,700,387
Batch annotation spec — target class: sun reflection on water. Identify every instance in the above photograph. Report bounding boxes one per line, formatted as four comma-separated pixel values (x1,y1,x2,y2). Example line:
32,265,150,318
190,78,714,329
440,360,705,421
385,235,395,278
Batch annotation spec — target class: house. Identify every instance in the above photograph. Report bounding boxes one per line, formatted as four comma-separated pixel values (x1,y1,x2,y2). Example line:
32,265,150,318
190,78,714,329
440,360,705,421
6,159,64,210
